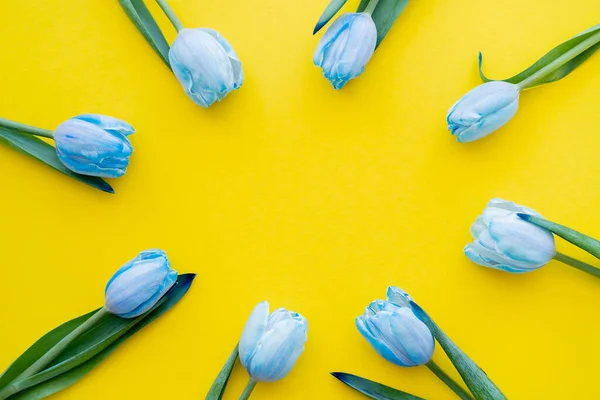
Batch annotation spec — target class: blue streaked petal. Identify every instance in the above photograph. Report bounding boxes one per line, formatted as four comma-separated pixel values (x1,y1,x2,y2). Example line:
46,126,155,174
73,114,135,136
239,301,270,368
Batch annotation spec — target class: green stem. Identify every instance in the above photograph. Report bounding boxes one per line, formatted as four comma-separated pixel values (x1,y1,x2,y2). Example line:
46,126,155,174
517,30,600,89
238,379,257,400
553,252,600,278
0,308,109,400
364,0,380,15
426,360,475,400
0,117,54,139
155,0,184,32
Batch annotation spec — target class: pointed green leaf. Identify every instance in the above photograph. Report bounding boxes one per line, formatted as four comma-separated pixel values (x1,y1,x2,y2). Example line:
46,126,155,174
331,373,424,400
479,25,600,89
313,0,348,34
409,302,506,400
118,0,171,68
517,213,600,260
0,310,99,390
205,345,239,400
4,274,195,400
357,0,409,48
0,127,113,193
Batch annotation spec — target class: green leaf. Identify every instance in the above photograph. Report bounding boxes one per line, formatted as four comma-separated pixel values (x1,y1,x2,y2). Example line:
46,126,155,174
4,274,195,400
409,302,506,400
0,127,114,193
357,0,409,48
0,311,99,390
313,0,348,34
205,345,239,400
118,0,172,68
479,24,600,89
517,214,600,260
331,372,424,400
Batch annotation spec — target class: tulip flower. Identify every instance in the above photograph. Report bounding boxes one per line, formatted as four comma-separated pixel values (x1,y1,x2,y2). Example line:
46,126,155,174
313,12,377,89
357,299,434,367
54,114,135,178
0,249,191,400
169,28,244,108
119,0,243,108
447,81,520,143
356,292,476,400
105,249,178,318
237,301,308,399
465,198,556,273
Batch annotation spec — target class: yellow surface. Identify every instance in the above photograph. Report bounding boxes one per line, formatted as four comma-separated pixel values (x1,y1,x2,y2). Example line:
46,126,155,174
1,1,600,399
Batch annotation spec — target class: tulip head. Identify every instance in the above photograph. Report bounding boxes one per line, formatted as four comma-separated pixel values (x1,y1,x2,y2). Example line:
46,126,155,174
447,81,520,142
356,299,434,367
239,301,308,382
54,114,134,178
169,28,244,108
465,198,556,273
313,13,377,89
105,249,178,318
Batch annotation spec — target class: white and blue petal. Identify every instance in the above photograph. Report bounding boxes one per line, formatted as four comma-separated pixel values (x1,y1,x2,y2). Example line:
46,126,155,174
73,114,135,136
104,249,177,318
447,81,520,142
239,301,270,368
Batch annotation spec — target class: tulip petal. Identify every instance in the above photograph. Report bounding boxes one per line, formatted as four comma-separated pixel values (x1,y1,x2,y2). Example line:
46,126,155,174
356,316,405,366
489,214,556,265
73,114,135,136
386,286,412,307
247,319,307,382
200,28,244,89
239,301,270,368
54,119,133,178
388,309,434,366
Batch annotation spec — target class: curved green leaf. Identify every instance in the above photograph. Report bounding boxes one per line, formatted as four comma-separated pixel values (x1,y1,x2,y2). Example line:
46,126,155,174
0,311,99,390
409,302,506,400
118,0,171,68
357,0,409,48
4,274,195,399
205,345,239,400
331,373,424,400
0,127,113,193
517,214,600,260
479,24,600,89
313,0,348,34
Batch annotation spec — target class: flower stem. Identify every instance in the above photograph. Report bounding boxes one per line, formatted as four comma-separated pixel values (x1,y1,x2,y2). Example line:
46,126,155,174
364,0,380,15
0,308,109,399
0,117,54,139
553,251,600,278
155,0,184,32
238,378,257,400
426,360,475,400
517,30,600,90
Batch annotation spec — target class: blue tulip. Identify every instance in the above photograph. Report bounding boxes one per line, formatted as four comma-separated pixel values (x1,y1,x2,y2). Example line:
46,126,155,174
105,249,178,318
313,13,377,89
356,298,434,367
447,81,520,142
169,28,244,108
239,301,308,382
465,198,556,273
54,114,134,178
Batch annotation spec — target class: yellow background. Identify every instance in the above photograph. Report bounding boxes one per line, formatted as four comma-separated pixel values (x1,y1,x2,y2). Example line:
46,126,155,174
1,1,599,399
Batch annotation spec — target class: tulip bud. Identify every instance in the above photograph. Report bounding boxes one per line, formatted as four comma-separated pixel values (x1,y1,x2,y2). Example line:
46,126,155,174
447,81,520,142
465,198,556,273
313,13,377,89
105,249,178,318
239,301,308,382
169,28,244,108
54,114,134,178
356,299,434,367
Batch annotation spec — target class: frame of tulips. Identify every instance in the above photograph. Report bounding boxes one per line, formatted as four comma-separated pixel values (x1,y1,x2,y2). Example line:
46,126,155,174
1,0,600,399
